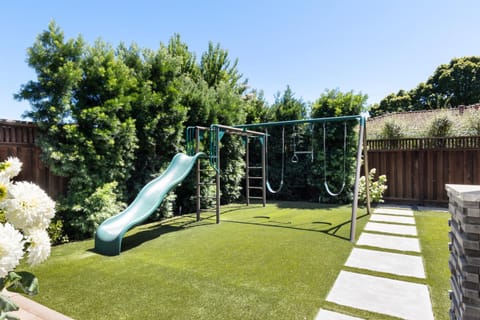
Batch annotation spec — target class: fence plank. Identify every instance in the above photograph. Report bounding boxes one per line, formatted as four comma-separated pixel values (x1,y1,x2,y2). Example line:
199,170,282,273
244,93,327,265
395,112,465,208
367,138,480,206
0,120,66,200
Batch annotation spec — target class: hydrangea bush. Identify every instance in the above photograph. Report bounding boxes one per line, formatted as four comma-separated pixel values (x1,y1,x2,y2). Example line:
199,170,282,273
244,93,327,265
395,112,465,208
0,157,55,320
358,168,388,205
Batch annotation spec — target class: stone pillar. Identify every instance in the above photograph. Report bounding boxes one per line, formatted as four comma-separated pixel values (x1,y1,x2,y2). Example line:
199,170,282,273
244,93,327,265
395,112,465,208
446,184,480,320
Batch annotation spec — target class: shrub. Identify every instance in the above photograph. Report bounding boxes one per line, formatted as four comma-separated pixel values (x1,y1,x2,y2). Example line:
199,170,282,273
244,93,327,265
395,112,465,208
380,120,404,139
465,110,480,135
358,168,387,204
48,219,69,245
426,114,452,137
68,181,125,238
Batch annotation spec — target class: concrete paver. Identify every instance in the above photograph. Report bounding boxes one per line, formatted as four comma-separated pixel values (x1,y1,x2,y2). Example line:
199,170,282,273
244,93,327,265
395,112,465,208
370,214,415,225
364,221,417,236
373,208,414,216
357,232,421,252
315,309,365,320
345,247,426,278
326,271,434,320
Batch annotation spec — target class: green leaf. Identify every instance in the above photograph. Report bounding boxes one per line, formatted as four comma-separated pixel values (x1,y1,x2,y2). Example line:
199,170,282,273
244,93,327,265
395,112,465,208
6,272,39,296
0,295,18,313
0,310,21,320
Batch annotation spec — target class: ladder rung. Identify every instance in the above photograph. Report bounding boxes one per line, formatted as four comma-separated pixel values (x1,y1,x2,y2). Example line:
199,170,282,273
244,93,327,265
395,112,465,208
248,176,263,180
248,186,264,190
248,166,262,169
248,196,264,200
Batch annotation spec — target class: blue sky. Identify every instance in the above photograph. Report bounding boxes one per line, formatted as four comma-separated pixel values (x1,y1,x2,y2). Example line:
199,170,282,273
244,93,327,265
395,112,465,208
2,0,480,120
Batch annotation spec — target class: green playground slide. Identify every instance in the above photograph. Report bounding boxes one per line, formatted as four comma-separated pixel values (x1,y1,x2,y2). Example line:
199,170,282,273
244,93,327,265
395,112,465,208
95,152,205,256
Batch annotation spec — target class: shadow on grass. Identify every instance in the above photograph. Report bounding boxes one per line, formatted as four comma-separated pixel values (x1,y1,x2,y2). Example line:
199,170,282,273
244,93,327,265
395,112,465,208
91,216,216,254
223,212,369,241
120,224,183,252
91,201,368,254
275,201,339,211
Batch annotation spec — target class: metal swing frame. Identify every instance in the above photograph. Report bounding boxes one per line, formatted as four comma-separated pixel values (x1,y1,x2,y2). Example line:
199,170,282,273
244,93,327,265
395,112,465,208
235,114,371,242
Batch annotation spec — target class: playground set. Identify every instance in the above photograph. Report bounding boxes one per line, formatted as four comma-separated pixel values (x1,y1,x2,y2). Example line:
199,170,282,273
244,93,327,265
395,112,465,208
95,114,371,256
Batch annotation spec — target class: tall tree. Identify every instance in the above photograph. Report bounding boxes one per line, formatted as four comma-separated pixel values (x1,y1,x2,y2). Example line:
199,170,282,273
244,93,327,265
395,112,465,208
265,87,310,201
375,56,480,116
16,22,139,237
311,89,367,203
200,42,245,92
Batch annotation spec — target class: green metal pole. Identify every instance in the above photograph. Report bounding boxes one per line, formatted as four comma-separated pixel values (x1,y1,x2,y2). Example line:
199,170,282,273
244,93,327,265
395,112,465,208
215,126,221,224
235,115,363,129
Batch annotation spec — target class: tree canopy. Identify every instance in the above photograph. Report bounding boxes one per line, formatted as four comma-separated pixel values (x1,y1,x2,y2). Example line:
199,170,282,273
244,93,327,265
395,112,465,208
371,56,480,116
16,21,376,238
16,21,252,238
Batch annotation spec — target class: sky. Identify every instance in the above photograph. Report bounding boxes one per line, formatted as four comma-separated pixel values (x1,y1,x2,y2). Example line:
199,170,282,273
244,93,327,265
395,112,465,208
2,0,480,120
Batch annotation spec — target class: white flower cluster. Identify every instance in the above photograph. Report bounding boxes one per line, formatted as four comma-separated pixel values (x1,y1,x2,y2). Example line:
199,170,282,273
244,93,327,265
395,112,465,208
0,157,55,278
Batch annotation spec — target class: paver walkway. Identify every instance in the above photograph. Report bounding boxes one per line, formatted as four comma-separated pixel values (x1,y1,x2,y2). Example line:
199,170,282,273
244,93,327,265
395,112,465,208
316,207,435,320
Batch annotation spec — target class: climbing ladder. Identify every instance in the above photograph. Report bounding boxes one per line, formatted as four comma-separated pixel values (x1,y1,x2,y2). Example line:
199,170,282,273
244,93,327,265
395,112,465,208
186,126,217,221
245,135,266,206
188,124,267,223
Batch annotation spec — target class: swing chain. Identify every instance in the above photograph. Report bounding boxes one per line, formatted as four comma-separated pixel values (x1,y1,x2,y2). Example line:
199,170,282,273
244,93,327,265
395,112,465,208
266,126,285,193
323,121,347,197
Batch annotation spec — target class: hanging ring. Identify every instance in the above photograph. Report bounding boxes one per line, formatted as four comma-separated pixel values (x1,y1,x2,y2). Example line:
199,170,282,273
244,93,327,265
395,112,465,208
291,153,299,163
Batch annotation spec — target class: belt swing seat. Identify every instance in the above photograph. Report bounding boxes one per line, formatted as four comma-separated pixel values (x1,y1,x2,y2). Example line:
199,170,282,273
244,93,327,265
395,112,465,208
323,121,347,197
265,127,285,194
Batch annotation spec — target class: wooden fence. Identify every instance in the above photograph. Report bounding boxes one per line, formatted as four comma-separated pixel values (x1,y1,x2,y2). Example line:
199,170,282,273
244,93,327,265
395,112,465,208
367,137,480,207
0,120,67,199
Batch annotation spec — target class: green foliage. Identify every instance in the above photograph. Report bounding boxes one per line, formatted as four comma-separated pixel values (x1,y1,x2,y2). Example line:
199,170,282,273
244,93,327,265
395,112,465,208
47,219,69,245
1,271,39,319
358,168,387,204
68,181,125,237
465,110,480,135
371,89,413,116
16,22,139,238
380,120,404,139
243,91,271,124
200,42,245,91
311,89,368,204
17,22,253,237
426,114,452,137
264,87,310,201
375,56,480,116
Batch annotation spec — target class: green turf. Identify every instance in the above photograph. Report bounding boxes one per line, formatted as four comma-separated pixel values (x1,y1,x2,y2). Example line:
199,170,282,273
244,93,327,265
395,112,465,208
21,203,450,320
25,202,368,320
416,210,451,320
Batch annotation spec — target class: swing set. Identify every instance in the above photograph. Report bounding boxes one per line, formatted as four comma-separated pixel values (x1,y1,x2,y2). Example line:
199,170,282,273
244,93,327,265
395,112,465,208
186,113,371,242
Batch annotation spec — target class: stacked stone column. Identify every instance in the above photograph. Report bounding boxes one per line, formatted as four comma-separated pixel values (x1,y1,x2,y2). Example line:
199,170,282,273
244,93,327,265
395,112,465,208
446,184,480,320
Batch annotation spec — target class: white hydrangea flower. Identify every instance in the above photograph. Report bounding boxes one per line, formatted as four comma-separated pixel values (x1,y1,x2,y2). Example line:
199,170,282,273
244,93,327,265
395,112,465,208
1,157,22,179
0,223,25,278
4,181,55,231
26,229,51,266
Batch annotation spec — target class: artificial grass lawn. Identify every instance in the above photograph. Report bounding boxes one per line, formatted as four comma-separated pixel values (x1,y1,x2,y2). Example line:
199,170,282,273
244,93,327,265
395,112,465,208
22,203,451,320
416,210,451,320
27,202,368,320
